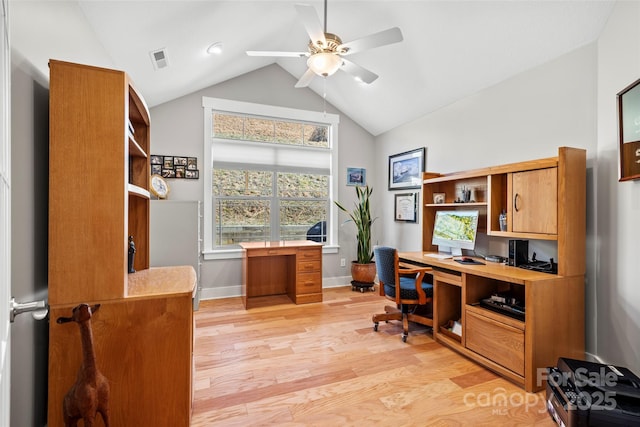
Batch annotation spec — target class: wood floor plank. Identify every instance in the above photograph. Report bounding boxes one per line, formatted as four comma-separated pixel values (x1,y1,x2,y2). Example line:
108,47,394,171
191,286,555,426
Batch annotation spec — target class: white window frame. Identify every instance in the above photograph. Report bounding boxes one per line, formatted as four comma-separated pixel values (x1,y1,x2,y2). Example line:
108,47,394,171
202,97,339,260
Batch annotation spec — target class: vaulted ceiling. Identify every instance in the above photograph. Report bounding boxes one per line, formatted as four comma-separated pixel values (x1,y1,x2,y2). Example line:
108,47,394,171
10,1,614,135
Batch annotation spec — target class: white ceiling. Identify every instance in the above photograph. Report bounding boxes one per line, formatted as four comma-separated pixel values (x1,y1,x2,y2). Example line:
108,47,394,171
10,1,614,136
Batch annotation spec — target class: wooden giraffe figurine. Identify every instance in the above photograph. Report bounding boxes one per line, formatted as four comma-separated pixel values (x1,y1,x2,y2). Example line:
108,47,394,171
57,303,110,427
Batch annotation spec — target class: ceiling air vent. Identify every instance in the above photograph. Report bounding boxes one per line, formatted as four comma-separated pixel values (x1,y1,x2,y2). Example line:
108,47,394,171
150,48,169,70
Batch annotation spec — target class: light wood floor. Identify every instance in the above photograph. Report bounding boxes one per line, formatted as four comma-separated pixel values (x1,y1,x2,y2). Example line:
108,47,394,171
191,286,554,426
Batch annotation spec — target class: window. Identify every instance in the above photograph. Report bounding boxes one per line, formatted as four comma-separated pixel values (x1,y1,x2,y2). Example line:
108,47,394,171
202,98,339,258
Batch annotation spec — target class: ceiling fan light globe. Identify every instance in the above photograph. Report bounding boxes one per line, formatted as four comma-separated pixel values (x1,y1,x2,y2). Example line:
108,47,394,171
307,53,342,77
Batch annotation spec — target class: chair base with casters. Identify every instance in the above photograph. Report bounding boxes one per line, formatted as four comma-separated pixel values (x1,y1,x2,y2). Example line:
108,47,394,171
372,247,433,342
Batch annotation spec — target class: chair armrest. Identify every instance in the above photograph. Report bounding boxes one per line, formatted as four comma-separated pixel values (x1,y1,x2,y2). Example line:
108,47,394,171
398,266,432,305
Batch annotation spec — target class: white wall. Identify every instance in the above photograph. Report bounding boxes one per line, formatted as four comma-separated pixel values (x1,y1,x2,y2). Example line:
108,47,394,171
150,64,377,298
375,44,597,255
595,1,640,369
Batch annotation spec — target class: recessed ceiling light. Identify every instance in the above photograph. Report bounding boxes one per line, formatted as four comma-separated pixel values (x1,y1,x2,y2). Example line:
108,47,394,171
206,42,223,55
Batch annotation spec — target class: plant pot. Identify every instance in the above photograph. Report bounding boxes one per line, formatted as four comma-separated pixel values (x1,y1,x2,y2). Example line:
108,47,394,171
351,261,376,284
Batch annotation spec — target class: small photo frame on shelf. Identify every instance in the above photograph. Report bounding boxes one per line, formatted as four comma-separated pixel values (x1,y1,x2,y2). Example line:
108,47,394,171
617,78,640,181
394,192,418,223
388,147,425,190
433,193,445,204
346,167,366,186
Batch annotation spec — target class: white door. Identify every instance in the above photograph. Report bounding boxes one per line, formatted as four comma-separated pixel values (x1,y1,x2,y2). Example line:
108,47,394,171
0,0,11,422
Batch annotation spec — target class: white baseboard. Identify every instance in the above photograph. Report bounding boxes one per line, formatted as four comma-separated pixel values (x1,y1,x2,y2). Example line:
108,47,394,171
200,275,354,300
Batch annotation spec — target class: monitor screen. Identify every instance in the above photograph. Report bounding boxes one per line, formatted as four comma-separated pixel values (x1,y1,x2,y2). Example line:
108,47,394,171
432,210,479,256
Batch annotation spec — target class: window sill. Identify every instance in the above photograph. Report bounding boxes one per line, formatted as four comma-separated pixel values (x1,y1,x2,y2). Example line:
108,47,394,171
203,244,338,260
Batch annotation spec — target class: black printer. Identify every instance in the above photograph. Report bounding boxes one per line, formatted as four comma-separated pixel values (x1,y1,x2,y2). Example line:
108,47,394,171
546,357,640,426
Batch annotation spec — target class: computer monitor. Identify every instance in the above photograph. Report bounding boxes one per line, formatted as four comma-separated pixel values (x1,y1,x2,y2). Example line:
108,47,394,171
431,210,479,257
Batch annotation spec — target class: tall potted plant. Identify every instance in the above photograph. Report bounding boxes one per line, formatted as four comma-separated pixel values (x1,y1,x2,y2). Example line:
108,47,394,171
335,185,377,284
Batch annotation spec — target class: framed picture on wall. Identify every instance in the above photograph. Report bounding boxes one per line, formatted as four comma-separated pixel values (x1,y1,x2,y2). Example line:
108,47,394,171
388,147,425,190
394,192,417,222
346,167,366,186
617,78,640,181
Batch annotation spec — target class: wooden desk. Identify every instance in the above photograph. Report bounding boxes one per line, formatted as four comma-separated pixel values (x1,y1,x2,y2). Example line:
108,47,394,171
240,241,322,308
399,251,584,392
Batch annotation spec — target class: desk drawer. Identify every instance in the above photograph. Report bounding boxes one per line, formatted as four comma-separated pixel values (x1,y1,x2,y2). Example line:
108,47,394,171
298,247,321,261
297,271,321,293
466,309,525,376
245,247,296,257
298,260,320,273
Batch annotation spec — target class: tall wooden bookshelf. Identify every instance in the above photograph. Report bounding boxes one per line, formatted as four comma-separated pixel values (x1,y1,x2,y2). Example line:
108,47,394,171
48,60,196,426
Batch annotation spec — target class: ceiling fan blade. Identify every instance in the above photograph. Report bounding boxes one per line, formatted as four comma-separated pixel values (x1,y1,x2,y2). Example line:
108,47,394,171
294,4,326,47
246,51,308,58
295,68,316,88
340,59,378,84
338,27,403,55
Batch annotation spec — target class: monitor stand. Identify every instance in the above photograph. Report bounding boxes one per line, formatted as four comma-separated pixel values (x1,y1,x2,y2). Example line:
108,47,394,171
439,245,462,257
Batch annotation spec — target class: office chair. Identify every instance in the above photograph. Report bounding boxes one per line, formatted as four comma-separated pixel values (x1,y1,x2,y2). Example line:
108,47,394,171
372,246,433,342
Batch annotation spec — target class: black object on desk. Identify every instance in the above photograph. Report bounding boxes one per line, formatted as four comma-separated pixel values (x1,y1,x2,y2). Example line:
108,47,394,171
454,257,485,265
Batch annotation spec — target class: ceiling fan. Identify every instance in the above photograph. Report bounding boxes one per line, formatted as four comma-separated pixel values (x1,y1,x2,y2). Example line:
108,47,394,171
246,0,403,88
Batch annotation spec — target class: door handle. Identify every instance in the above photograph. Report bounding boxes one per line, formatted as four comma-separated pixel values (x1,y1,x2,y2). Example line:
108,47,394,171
9,297,48,323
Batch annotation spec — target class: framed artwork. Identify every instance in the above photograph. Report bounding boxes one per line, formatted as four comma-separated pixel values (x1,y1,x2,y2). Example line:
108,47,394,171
433,192,445,204
346,167,366,186
394,192,417,222
617,78,640,181
153,154,199,179
388,147,425,190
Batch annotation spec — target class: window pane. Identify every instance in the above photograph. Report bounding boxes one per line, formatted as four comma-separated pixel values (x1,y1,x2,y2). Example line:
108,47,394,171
245,117,274,142
213,169,272,197
274,121,303,145
278,173,328,198
280,200,327,241
214,199,270,245
213,113,243,139
304,124,328,147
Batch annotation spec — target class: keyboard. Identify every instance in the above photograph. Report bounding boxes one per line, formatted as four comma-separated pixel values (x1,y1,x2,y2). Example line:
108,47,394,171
424,253,453,260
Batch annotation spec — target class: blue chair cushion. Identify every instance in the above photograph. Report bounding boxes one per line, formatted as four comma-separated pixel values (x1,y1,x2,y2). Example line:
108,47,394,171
384,276,433,301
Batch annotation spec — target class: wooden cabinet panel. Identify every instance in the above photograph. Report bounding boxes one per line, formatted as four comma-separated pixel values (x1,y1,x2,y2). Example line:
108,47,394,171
48,292,193,427
511,167,557,235
465,309,525,376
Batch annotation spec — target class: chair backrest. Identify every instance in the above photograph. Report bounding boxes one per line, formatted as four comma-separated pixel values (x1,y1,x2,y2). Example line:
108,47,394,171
374,246,397,288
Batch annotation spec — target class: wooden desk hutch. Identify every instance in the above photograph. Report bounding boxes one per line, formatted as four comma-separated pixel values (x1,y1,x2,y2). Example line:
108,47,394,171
48,60,196,426
403,146,586,392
